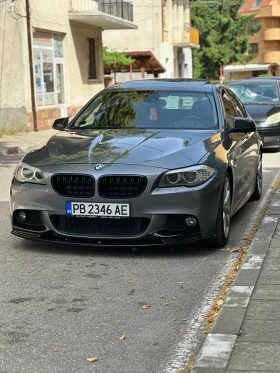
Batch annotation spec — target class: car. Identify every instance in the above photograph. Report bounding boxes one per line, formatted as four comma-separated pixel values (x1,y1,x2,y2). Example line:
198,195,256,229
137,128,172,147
10,79,262,248
228,77,280,150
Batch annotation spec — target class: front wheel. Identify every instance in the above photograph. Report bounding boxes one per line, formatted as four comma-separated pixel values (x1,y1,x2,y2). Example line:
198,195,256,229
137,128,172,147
212,174,231,247
250,156,262,201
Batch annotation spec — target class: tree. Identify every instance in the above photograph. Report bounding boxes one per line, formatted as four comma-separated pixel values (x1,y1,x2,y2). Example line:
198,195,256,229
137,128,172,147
103,46,134,69
191,0,262,78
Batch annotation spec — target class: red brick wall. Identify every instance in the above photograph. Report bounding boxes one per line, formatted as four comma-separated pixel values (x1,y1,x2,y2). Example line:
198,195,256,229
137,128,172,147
28,106,83,130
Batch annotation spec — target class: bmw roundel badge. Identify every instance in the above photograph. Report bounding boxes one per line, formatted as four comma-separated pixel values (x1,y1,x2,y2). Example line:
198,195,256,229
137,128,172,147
95,164,104,171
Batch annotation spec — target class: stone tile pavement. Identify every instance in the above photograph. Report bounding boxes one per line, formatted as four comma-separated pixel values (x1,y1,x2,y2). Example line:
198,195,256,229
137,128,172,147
0,129,57,156
193,185,280,373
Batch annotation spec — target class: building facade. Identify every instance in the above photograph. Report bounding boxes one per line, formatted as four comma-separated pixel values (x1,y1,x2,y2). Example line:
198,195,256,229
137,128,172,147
103,0,199,82
0,0,137,130
224,0,280,80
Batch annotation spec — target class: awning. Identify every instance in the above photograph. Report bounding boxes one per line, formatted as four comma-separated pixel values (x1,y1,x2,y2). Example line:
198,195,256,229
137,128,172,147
104,50,166,77
125,51,166,74
224,64,271,72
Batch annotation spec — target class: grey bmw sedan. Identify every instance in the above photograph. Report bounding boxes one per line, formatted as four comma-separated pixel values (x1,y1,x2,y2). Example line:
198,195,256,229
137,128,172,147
10,79,262,247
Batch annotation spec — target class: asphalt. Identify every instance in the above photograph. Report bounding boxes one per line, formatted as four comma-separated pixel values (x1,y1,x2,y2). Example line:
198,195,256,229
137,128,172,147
1,129,280,372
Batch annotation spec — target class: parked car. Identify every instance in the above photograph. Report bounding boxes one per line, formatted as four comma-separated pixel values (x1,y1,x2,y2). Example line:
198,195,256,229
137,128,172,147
10,79,262,247
228,77,280,150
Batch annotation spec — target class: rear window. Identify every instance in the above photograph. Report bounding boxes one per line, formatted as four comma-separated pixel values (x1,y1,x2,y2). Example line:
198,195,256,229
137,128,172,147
72,90,218,130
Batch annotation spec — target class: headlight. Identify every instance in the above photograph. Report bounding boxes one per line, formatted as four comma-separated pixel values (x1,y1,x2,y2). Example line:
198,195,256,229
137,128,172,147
261,113,280,127
158,165,216,188
14,162,46,184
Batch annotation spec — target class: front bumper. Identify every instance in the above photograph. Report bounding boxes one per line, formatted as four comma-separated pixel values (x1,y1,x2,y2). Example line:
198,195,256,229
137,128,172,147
10,165,224,247
257,127,280,149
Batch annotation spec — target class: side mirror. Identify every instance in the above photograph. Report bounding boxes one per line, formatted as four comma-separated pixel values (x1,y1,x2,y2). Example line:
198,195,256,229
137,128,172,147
229,117,256,133
52,117,69,131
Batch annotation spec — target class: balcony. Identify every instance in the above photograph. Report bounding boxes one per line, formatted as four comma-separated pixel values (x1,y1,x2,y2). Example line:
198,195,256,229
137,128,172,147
69,0,137,30
256,4,280,18
172,26,200,48
263,51,280,63
263,28,280,41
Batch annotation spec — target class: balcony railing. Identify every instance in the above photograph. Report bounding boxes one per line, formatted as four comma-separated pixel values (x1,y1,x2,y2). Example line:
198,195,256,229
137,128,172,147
70,0,133,22
98,0,133,22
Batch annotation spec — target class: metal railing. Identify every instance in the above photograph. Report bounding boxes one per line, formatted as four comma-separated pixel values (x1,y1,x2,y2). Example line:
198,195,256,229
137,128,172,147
98,0,133,22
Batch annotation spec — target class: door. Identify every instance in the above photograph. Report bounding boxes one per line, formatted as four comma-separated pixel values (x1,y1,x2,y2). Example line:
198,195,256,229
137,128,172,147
55,62,67,117
221,89,252,211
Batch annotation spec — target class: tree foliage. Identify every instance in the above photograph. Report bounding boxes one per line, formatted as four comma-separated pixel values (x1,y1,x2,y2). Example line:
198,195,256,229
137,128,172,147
103,46,135,68
191,0,262,78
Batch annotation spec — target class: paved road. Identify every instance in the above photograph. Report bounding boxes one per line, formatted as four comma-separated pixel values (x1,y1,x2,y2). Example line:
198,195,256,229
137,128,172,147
0,152,279,373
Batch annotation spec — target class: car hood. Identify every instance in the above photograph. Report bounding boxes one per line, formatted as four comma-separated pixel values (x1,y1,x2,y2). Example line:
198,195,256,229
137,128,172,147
23,128,220,169
244,104,280,122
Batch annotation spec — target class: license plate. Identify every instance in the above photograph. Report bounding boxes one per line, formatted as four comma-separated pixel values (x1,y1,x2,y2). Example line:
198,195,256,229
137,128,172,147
66,202,130,217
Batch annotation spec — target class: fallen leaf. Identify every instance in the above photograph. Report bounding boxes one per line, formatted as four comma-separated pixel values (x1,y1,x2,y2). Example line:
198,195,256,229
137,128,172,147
203,258,207,261
164,272,168,275
197,319,203,323
165,302,169,306
182,318,187,321
120,335,126,340
217,300,224,306
142,305,151,309
160,296,164,298
230,247,240,253
132,247,137,252
129,280,134,283
87,357,98,363
53,348,58,352
178,282,184,284
184,330,188,334
173,318,177,321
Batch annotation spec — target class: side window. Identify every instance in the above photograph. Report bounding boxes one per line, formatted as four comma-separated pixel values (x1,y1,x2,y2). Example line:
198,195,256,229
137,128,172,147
221,90,236,128
228,90,247,118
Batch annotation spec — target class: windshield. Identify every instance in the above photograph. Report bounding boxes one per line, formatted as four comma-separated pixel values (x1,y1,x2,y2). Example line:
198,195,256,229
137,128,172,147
229,83,279,105
72,90,218,130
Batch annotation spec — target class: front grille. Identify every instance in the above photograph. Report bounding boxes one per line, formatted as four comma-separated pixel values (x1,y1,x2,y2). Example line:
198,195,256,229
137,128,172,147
52,174,95,197
98,175,147,198
50,215,150,236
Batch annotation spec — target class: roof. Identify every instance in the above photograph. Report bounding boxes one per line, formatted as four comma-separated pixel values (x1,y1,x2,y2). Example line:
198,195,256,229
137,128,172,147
224,64,270,72
238,0,269,14
104,50,166,75
110,79,214,92
126,51,166,74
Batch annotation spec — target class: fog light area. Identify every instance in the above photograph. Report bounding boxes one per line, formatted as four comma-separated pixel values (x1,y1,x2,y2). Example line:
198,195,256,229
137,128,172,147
185,216,197,227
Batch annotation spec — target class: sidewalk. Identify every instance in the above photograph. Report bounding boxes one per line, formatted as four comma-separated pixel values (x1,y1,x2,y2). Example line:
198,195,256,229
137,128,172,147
0,129,56,156
193,180,280,373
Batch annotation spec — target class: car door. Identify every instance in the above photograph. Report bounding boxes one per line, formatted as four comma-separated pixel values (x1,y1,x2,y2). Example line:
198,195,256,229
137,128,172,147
220,89,254,211
228,89,259,199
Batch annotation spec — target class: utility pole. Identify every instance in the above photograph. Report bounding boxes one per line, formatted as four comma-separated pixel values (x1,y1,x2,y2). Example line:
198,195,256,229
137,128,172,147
25,0,38,131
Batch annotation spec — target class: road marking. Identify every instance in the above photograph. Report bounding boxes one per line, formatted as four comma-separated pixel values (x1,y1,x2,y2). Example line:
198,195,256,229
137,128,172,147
162,256,236,373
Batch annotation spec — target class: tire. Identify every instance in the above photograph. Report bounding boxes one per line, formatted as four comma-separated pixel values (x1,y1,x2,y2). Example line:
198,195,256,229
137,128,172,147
212,174,231,248
250,156,262,201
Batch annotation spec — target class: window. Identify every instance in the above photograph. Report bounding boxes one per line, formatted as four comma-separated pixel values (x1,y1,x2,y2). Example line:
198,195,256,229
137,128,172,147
72,90,219,130
88,38,97,80
227,90,247,118
249,43,258,54
221,91,236,128
33,32,65,107
251,0,262,8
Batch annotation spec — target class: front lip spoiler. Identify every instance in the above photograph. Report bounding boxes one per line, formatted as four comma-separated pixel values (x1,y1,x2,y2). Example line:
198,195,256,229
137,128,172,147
11,228,210,247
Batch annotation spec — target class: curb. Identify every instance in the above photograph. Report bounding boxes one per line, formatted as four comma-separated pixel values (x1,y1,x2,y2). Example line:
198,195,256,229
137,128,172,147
192,183,280,372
